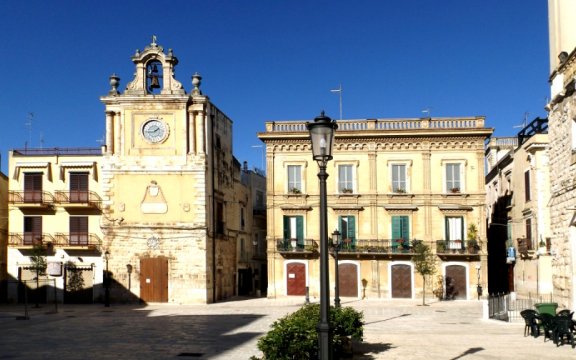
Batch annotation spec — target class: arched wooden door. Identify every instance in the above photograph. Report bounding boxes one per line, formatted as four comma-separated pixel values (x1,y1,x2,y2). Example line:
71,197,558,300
339,263,358,297
391,264,412,298
286,262,306,296
445,265,467,300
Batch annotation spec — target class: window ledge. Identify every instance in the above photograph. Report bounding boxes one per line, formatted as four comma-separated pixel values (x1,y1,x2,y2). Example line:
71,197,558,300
284,193,308,199
337,193,360,198
441,193,469,198
387,192,415,198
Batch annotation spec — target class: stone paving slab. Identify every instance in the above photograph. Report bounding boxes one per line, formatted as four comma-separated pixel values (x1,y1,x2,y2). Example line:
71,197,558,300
0,298,574,359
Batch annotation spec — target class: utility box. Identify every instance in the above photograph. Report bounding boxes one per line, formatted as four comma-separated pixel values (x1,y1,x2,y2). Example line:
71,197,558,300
534,303,558,315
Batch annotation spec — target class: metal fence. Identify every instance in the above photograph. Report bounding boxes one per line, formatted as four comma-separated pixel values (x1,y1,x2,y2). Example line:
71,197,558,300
488,293,556,322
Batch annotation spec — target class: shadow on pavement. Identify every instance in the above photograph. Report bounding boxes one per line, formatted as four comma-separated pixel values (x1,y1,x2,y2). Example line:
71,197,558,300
353,341,393,359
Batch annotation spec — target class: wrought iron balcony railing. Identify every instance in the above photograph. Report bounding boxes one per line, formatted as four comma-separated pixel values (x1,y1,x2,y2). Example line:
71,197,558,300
435,240,480,255
54,232,102,248
54,190,102,209
9,233,56,247
276,238,318,253
8,191,55,207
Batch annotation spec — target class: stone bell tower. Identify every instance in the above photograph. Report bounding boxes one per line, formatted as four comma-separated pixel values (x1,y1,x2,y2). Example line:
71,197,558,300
99,38,236,304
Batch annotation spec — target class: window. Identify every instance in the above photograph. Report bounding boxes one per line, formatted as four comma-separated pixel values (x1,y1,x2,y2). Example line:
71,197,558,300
70,216,89,245
283,216,304,245
524,170,531,202
338,165,353,193
287,165,302,193
391,164,407,192
23,216,42,245
445,163,461,192
241,207,245,230
70,172,89,203
216,201,225,235
255,190,264,210
445,216,464,249
24,172,43,203
391,216,410,240
339,216,356,246
525,218,533,250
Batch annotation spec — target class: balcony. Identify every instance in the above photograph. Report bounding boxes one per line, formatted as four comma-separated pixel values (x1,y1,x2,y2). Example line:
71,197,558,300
276,238,318,258
8,191,55,208
334,239,422,258
435,240,480,259
54,232,102,249
8,233,56,247
55,190,102,210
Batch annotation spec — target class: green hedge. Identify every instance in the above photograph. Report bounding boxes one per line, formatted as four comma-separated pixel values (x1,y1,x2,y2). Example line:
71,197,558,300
253,304,364,359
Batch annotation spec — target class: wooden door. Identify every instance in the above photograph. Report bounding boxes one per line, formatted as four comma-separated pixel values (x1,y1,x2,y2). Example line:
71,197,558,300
445,265,467,300
391,264,412,298
339,263,358,297
140,257,168,303
286,262,306,296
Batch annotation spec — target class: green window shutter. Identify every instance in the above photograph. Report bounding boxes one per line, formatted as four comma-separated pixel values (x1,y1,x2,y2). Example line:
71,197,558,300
348,216,356,243
445,217,449,240
392,216,409,240
401,216,409,239
283,216,290,240
296,216,304,244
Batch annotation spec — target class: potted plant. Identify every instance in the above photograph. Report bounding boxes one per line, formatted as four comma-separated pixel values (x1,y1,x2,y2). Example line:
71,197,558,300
394,188,406,194
289,187,301,194
437,241,446,253
450,187,461,193
341,188,353,194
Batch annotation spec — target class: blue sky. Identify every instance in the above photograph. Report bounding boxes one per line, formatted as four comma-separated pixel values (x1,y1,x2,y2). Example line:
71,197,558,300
0,1,549,173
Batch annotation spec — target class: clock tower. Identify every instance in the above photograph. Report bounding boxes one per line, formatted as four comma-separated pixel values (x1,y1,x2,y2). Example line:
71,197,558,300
100,38,235,304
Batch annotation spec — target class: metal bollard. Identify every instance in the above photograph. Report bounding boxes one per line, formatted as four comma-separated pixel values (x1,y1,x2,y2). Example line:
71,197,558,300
305,286,310,304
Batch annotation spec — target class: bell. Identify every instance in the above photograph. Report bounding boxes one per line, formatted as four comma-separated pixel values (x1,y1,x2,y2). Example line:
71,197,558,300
150,74,160,89
148,63,161,90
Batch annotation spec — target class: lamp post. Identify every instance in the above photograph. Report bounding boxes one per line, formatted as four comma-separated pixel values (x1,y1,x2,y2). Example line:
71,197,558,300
476,263,482,300
307,111,337,360
104,251,110,307
126,264,133,291
332,229,341,308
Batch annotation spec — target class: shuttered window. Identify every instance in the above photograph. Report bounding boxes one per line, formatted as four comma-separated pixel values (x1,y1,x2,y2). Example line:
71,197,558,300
391,216,410,240
69,172,89,202
283,216,304,245
70,216,89,245
339,216,356,244
24,173,43,202
23,216,42,245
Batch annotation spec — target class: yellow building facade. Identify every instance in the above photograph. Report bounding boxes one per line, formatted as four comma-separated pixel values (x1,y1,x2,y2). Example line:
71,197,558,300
259,116,492,300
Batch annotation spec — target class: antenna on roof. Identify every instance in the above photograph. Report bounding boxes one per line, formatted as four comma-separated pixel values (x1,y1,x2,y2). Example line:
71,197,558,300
513,112,529,129
39,132,44,149
25,112,34,148
330,84,343,120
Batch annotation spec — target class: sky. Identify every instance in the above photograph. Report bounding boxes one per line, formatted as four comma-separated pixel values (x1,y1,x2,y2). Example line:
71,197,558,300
0,0,550,174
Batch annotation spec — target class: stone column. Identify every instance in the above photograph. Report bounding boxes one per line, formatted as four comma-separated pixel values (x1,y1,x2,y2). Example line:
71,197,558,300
105,111,114,154
114,112,121,155
195,110,205,154
188,110,196,154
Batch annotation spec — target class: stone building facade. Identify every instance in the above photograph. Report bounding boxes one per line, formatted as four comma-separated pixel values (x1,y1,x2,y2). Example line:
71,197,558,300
4,40,262,305
100,39,238,304
546,0,576,310
259,116,492,301
485,119,552,298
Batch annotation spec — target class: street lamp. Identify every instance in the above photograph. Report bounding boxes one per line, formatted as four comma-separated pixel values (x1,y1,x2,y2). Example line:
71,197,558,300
307,111,338,360
126,264,133,291
104,250,110,307
332,229,341,308
476,263,482,300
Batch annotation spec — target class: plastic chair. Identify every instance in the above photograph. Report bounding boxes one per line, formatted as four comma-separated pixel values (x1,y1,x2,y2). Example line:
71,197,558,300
520,309,540,337
539,313,557,343
553,316,575,348
556,309,574,318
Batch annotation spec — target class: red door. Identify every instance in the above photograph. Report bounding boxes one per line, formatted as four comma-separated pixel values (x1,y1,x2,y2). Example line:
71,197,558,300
286,263,306,296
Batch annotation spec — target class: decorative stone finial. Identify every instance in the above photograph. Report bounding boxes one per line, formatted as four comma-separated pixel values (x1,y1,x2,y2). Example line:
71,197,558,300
109,73,120,95
192,72,202,95
151,35,157,47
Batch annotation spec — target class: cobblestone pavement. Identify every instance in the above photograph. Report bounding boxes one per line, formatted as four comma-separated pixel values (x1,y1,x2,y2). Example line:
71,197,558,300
1,298,575,359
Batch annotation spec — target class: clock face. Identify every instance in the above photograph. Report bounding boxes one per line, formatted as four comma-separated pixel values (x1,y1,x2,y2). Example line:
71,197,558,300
142,119,168,143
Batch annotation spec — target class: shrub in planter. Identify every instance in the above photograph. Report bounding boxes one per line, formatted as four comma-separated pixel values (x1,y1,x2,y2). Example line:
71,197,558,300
254,304,364,359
